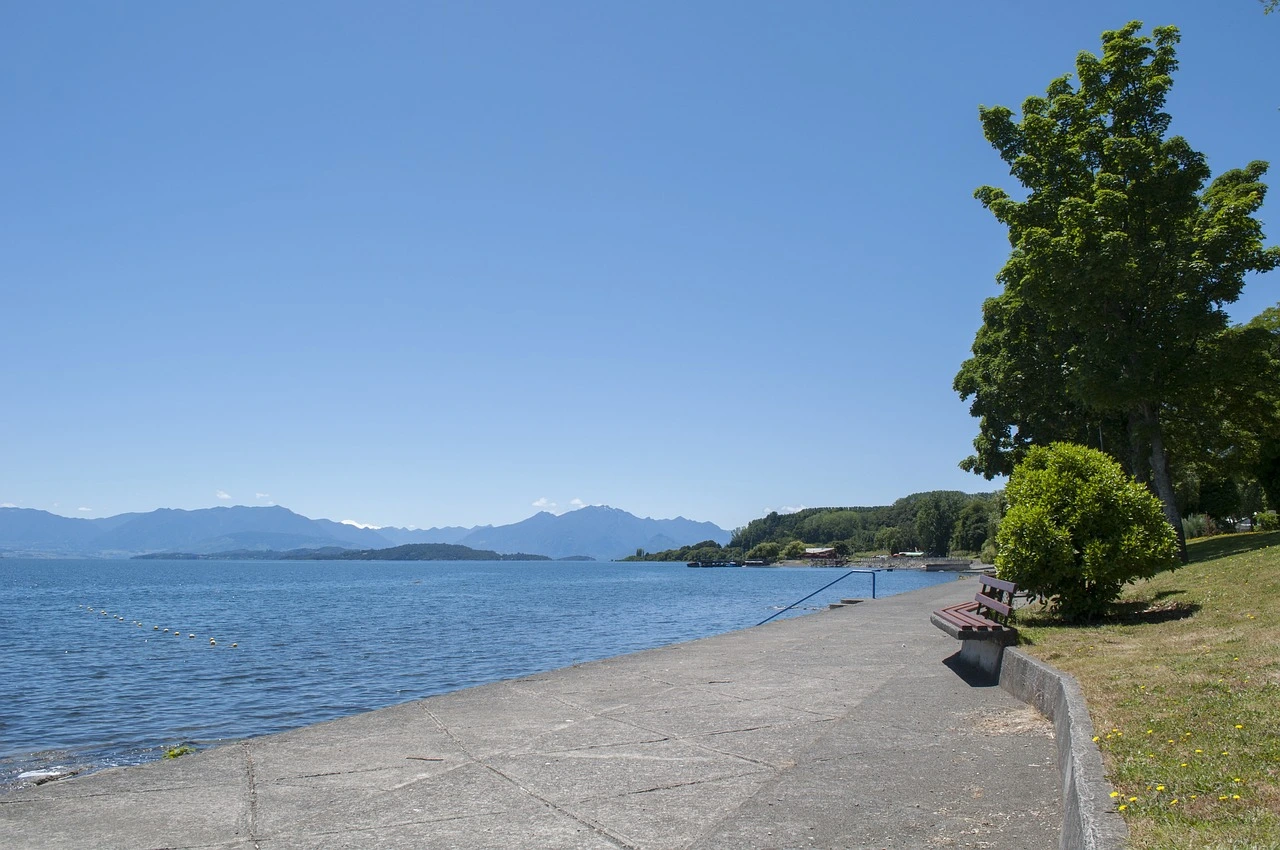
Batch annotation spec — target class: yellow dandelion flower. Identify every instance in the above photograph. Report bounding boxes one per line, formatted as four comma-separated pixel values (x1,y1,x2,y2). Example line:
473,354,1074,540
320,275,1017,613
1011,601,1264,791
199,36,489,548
1170,799,1178,806
1181,763,1188,767
1117,804,1127,811
1195,749,1202,753
1157,785,1165,791
1220,795,1229,801
1110,791,1119,798
1128,797,1137,803
1233,794,1241,800
1235,724,1243,729
1093,736,1100,742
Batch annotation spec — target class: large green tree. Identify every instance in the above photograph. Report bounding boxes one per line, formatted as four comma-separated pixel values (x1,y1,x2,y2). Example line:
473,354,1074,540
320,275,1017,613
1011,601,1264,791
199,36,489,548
1246,304,1280,509
956,22,1279,558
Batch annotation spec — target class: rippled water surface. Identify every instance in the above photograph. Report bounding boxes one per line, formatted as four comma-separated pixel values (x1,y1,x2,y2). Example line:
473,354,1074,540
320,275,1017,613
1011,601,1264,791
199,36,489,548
0,559,956,786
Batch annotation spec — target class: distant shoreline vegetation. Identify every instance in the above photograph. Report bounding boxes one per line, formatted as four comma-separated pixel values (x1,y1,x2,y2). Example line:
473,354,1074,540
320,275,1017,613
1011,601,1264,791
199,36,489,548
132,543,568,562
624,491,1001,563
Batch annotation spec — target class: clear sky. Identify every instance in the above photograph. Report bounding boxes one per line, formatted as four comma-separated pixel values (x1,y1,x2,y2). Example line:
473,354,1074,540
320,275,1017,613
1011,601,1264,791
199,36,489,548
3,2,1277,531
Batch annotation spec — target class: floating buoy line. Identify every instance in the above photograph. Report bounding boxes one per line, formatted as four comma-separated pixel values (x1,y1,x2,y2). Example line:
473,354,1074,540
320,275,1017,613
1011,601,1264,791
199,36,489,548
78,605,238,648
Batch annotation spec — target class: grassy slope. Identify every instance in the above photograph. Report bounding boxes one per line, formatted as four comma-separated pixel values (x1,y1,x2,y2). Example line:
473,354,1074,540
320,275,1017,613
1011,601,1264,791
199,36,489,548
1016,531,1280,849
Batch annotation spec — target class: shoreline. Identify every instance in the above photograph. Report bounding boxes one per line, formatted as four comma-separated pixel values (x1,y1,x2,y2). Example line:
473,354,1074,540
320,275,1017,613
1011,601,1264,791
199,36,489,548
1,578,1061,849
0,568,962,793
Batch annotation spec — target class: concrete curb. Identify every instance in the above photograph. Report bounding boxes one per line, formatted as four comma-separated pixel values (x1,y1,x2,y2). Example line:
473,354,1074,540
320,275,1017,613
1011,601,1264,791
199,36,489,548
999,648,1128,850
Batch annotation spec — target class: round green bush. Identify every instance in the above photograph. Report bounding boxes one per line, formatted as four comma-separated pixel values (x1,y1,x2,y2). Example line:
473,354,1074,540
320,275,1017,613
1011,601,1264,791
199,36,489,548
996,443,1179,621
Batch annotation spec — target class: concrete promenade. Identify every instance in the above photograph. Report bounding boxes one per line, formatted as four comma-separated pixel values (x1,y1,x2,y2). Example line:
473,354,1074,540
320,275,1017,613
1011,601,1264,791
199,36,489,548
1,578,1061,849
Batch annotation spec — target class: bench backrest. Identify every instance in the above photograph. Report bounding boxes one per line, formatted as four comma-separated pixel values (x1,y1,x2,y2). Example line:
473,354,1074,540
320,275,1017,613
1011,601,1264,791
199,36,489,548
975,575,1017,622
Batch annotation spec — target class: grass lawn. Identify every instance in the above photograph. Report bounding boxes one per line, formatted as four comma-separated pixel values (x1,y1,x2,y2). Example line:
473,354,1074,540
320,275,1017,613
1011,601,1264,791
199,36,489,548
1015,531,1280,849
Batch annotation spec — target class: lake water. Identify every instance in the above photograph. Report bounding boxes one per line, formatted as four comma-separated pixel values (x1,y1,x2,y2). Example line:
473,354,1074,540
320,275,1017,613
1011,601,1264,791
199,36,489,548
0,558,957,788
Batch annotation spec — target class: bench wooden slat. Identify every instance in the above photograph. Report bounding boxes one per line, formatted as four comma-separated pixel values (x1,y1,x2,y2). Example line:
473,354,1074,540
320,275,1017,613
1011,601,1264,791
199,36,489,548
935,603,1001,632
975,593,1014,619
979,575,1017,594
934,606,984,631
931,576,1020,645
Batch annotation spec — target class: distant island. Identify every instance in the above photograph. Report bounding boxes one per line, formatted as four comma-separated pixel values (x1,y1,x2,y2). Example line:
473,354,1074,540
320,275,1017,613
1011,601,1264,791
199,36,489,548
134,543,562,562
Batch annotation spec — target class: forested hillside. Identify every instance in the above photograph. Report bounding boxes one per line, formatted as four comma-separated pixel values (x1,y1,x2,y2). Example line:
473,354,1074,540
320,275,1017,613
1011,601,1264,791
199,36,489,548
626,491,1000,563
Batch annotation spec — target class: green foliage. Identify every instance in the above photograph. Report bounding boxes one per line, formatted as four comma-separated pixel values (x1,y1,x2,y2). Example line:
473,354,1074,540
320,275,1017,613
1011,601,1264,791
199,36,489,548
950,498,998,553
781,540,807,559
745,541,781,562
1197,477,1243,526
956,22,1280,555
996,443,1179,621
873,525,911,554
912,491,968,555
636,492,1002,562
1256,512,1280,532
729,491,997,557
1181,513,1219,540
164,745,196,759
623,540,745,563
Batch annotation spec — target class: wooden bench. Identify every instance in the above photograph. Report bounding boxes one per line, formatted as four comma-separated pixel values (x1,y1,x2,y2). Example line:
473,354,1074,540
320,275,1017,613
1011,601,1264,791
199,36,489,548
931,575,1019,677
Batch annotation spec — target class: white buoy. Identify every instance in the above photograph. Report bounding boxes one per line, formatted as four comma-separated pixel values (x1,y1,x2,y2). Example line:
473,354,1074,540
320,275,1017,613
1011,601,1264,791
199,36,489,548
231,643,238,648
209,638,216,645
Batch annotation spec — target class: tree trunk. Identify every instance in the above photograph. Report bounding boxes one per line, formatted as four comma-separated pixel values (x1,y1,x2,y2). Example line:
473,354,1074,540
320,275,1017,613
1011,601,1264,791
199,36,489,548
1142,402,1188,564
1125,413,1150,484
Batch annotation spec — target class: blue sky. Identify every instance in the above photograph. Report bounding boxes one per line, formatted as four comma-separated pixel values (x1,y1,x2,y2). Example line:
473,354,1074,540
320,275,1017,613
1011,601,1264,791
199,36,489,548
3,2,1277,531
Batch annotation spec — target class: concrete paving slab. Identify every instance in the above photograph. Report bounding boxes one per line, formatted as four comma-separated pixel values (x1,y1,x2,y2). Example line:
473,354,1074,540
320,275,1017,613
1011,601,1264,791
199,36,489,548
490,737,769,806
563,772,774,850
0,577,1061,849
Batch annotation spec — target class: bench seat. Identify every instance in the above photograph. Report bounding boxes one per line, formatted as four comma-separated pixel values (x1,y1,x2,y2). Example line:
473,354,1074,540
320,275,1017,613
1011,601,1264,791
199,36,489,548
931,575,1019,646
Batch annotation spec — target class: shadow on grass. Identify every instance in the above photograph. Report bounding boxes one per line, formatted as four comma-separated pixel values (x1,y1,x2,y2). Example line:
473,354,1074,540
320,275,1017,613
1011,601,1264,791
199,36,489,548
1186,530,1280,564
1109,600,1200,624
1014,597,1200,638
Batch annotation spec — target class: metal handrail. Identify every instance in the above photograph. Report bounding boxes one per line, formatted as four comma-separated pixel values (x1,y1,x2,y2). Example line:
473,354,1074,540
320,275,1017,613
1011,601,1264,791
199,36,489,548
756,568,878,627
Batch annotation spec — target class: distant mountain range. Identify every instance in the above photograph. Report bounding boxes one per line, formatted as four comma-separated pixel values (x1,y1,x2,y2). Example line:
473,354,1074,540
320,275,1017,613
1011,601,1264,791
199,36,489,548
0,504,731,561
